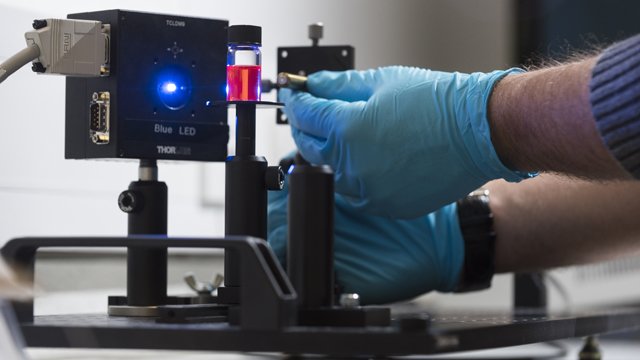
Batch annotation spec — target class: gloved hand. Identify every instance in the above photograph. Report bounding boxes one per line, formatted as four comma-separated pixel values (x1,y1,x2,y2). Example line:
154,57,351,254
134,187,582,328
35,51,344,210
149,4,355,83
267,168,464,305
279,66,534,218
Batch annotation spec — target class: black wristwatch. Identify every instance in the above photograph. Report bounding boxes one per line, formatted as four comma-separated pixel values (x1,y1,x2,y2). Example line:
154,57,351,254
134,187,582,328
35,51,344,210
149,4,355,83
454,189,496,293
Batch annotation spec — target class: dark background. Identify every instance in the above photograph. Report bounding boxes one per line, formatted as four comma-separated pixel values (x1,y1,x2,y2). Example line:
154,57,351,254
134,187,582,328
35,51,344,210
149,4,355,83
515,0,640,65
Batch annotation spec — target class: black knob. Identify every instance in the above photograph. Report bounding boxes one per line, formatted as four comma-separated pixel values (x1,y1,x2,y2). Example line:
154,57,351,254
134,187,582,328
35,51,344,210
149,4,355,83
118,190,143,213
278,157,295,173
308,22,323,46
265,166,285,190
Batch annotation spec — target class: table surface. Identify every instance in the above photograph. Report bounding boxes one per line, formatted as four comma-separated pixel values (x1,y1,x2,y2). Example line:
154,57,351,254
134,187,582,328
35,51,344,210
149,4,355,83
15,289,640,359
24,339,640,360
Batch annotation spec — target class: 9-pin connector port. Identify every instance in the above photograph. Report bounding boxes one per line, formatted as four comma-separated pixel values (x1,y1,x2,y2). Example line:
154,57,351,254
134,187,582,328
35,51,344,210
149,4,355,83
90,91,110,144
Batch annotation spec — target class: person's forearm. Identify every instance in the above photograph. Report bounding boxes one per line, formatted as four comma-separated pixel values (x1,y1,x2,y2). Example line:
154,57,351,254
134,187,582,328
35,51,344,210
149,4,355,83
488,58,631,179
487,175,640,273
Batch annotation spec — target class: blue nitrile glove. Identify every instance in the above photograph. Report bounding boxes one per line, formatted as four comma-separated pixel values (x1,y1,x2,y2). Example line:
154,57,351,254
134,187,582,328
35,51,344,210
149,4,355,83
267,170,464,305
279,66,534,219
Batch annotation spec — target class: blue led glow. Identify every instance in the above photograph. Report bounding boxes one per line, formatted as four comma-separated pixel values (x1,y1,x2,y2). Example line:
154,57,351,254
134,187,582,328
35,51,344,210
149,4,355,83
156,67,192,110
161,82,178,93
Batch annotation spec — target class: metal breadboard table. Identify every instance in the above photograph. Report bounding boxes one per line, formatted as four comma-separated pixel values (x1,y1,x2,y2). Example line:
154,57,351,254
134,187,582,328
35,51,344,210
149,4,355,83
4,236,640,356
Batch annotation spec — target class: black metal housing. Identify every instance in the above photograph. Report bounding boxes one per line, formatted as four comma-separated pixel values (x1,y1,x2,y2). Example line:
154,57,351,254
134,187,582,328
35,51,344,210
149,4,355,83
65,10,229,161
276,45,354,124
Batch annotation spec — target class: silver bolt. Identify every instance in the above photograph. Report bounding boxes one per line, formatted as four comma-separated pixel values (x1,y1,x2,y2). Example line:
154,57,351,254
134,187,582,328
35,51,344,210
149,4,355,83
339,293,360,308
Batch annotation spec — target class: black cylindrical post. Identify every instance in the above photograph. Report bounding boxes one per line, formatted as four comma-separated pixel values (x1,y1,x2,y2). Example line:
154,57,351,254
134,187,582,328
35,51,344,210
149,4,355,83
123,160,168,306
287,164,335,308
224,156,268,287
236,104,256,156
513,272,547,317
224,103,268,289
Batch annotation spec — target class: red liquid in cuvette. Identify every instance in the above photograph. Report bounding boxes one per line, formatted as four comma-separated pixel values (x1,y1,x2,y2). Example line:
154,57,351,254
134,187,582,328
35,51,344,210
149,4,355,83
227,65,261,101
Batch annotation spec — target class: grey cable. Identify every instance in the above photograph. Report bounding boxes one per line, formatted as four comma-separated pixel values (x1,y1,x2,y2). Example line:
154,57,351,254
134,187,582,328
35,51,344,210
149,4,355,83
0,44,40,84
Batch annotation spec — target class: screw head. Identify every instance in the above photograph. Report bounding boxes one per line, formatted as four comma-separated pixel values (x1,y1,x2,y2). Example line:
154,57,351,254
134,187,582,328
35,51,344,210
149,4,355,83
32,19,47,30
118,190,139,213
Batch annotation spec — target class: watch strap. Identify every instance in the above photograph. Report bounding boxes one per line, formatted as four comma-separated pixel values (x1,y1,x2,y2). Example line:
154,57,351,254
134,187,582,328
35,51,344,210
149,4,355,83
454,189,496,293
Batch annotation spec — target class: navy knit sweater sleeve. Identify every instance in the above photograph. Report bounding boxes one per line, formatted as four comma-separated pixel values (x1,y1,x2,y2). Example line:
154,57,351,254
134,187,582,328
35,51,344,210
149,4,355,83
590,34,640,178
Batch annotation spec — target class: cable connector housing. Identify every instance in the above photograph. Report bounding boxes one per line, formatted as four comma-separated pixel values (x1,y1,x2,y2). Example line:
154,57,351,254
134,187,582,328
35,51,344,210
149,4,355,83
24,18,110,77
